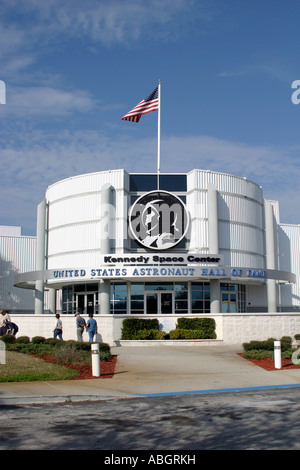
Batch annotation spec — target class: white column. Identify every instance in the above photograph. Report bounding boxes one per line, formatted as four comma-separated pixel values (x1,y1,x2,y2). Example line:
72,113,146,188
49,288,56,315
264,200,277,312
208,185,220,313
100,184,114,314
35,200,46,314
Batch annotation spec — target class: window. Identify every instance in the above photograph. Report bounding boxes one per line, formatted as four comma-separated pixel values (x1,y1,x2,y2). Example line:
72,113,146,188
191,282,210,313
62,284,98,315
130,174,187,192
110,282,127,314
130,283,144,314
62,286,74,314
174,282,188,313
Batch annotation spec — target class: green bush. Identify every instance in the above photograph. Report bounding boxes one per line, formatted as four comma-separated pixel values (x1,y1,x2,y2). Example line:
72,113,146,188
16,336,30,344
6,338,111,362
32,336,46,344
121,318,159,339
169,328,217,340
135,329,167,340
0,334,16,344
177,317,216,331
65,340,110,353
44,337,64,347
7,338,111,356
168,317,217,340
243,336,292,352
243,350,274,360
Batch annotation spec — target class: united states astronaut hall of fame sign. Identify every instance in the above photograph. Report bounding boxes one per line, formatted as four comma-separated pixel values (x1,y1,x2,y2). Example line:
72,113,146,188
129,190,190,251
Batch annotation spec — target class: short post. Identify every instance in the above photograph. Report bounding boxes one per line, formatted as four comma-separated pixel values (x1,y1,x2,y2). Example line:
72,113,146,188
274,340,281,369
91,343,100,377
0,340,6,364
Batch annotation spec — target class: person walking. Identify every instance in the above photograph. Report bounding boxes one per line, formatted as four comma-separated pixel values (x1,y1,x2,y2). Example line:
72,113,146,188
86,313,97,342
53,313,63,340
75,312,86,341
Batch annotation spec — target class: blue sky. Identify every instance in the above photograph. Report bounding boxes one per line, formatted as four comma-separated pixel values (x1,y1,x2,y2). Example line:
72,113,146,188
1,0,300,235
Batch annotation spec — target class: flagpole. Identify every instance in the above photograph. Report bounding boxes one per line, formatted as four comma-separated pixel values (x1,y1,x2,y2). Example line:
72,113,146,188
157,79,161,190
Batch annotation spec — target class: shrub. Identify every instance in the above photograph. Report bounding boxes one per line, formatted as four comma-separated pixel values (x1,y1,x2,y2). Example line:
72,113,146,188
55,344,90,364
177,317,216,331
168,317,217,340
121,318,159,339
65,340,110,353
44,338,64,347
135,329,167,340
243,336,292,353
169,328,217,340
16,336,30,344
32,336,46,344
0,334,16,344
243,350,274,360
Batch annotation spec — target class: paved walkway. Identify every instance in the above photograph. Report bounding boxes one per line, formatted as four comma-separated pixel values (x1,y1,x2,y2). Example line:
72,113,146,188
1,344,300,405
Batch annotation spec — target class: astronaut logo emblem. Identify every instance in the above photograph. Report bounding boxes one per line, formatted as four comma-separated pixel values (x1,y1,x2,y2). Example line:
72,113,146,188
129,190,189,250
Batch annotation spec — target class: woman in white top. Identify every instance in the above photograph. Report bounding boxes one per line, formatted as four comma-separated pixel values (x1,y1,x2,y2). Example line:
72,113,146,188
0,309,11,326
53,313,63,340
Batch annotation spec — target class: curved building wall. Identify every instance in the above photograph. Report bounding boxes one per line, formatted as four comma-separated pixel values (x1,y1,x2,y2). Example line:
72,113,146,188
46,168,265,272
187,169,264,268
46,169,128,269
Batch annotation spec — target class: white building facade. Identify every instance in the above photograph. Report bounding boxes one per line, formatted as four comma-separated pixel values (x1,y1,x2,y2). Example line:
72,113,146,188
6,169,300,345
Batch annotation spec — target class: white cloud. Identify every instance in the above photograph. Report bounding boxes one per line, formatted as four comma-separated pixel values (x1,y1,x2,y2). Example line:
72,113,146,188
3,86,97,117
1,0,203,55
1,130,299,234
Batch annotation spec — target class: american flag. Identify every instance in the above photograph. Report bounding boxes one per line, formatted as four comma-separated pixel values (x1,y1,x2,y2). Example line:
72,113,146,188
122,86,159,122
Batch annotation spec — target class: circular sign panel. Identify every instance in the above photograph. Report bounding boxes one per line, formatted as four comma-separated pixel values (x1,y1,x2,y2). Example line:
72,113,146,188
129,190,190,250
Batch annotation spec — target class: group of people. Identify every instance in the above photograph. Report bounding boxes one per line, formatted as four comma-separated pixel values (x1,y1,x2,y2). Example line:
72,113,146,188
0,309,19,337
54,312,98,342
0,308,98,342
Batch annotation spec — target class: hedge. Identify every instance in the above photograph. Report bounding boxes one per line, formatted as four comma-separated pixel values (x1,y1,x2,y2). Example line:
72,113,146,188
177,318,216,331
121,318,159,340
2,336,111,355
120,317,217,340
169,328,217,340
243,336,292,352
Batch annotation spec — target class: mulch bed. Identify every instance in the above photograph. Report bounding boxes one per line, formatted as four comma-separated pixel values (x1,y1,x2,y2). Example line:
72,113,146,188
238,353,300,371
30,354,118,380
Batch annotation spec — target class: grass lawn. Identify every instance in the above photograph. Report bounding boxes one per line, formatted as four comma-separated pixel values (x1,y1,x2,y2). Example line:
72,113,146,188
0,351,78,382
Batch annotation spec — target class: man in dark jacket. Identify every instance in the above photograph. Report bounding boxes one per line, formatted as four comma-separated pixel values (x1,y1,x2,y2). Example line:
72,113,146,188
75,312,86,341
4,320,18,336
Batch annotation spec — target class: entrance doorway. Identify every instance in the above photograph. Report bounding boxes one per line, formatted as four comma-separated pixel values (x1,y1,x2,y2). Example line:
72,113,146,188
76,293,96,315
221,292,237,313
145,291,173,314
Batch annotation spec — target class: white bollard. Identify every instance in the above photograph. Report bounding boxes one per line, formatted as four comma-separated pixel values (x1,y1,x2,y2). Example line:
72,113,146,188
274,340,281,369
91,343,100,377
0,340,6,364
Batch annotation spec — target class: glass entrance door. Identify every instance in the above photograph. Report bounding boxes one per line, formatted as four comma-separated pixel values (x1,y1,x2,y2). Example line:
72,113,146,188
87,294,94,315
161,293,172,314
146,293,158,314
221,292,237,313
146,292,173,314
76,293,95,315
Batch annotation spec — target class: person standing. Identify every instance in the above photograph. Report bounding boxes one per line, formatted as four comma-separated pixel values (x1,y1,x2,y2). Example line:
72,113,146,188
86,313,97,343
75,312,86,341
53,313,63,340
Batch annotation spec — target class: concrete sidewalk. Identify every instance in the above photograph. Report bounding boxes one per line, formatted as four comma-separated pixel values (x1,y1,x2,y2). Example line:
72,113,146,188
1,344,300,405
